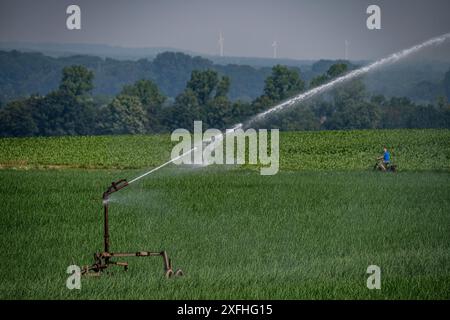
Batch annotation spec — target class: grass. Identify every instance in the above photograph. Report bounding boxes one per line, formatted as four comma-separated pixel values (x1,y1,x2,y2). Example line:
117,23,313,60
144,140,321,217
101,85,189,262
0,129,449,171
0,168,449,299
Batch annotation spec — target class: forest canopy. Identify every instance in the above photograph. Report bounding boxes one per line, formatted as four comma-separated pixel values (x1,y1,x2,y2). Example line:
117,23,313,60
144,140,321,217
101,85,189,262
1,58,449,137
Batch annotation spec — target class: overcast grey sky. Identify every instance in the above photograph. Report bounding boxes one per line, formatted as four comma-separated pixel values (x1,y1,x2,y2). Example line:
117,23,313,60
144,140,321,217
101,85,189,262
1,0,450,60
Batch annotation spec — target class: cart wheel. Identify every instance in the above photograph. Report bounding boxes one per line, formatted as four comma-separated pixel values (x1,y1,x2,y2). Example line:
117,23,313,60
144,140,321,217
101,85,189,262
174,269,184,277
165,269,174,278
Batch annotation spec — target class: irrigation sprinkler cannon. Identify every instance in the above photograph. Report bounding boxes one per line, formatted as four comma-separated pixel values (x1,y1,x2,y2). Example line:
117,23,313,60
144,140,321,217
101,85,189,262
82,179,183,278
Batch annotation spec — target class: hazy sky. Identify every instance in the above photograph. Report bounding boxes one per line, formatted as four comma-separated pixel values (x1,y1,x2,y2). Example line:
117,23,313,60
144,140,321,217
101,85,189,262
1,0,450,60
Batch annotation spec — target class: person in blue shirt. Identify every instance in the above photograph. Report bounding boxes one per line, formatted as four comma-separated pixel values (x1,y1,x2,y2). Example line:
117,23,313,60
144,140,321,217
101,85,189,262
377,147,390,171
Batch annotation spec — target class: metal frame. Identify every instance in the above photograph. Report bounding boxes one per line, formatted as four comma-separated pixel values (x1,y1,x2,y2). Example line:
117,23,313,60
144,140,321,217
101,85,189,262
82,179,183,278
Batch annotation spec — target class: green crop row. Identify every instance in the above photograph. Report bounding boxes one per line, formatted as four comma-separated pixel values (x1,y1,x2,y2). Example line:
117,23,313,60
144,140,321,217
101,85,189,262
279,129,450,171
0,129,449,171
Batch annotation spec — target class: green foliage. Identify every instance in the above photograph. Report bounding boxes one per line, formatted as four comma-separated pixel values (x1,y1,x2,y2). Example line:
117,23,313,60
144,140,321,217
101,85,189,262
59,65,94,96
310,62,348,88
326,63,348,78
0,169,449,299
204,96,233,129
97,95,148,134
263,65,305,101
265,107,320,131
164,70,234,130
121,79,165,107
0,99,38,137
279,129,450,171
151,52,213,98
309,74,328,88
246,64,306,119
0,50,272,102
324,80,381,129
364,62,449,102
0,134,172,169
250,95,275,115
1,56,449,138
0,65,96,137
324,101,381,130
186,69,221,105
1,129,449,299
121,79,166,132
162,89,202,132
0,130,448,171
311,59,350,74
215,76,231,98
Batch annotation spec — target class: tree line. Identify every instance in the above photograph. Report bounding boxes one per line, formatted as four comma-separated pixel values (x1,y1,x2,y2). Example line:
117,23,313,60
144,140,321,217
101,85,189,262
0,50,273,104
0,63,449,137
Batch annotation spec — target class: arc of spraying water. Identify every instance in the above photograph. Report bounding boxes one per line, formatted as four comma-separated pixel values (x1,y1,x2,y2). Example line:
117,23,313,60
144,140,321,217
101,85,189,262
247,32,450,125
128,148,197,184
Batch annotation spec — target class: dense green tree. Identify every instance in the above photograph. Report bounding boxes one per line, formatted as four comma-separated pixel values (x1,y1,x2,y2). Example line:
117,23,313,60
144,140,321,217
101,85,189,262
31,91,95,136
332,80,367,109
326,63,348,78
311,99,334,123
309,74,328,88
2,53,450,137
228,100,252,123
169,70,234,129
121,79,166,132
59,65,94,96
151,52,213,98
378,97,414,129
323,80,381,129
370,94,387,106
0,99,38,136
280,107,320,131
186,70,221,105
263,65,304,102
247,65,305,122
257,105,320,131
309,63,348,89
204,96,233,129
250,95,275,115
311,59,349,74
2,49,449,105
121,79,165,107
325,101,381,130
162,89,202,131
97,95,147,134
0,65,97,137
29,65,97,136
215,76,231,98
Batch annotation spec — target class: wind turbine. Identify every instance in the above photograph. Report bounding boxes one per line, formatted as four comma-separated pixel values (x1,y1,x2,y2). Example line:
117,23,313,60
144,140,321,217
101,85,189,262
272,41,278,59
218,32,224,57
345,40,350,60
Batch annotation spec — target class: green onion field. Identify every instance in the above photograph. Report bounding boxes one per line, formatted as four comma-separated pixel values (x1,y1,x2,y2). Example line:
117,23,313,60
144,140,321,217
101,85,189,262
0,129,449,299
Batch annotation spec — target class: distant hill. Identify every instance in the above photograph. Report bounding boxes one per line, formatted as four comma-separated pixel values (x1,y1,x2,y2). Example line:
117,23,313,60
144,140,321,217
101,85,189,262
364,60,450,103
0,41,318,68
0,42,186,61
0,47,448,106
0,50,279,103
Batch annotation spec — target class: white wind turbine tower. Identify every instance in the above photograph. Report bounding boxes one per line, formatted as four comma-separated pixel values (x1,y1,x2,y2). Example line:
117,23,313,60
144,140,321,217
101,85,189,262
218,32,224,57
272,41,278,59
345,40,350,60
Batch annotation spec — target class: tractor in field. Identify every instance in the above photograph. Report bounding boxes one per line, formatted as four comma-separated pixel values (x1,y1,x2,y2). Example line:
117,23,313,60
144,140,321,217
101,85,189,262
373,147,397,172
373,160,397,172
